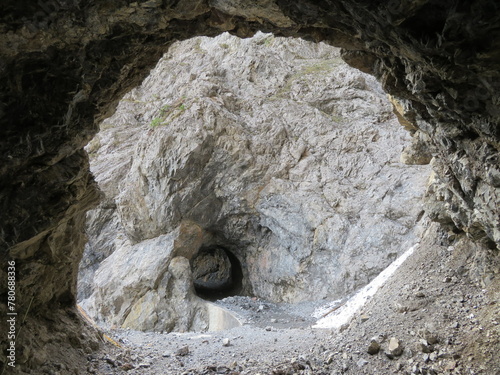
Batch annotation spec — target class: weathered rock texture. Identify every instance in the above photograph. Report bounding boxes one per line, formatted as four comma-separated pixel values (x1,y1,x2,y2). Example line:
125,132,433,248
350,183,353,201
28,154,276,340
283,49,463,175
78,33,429,332
0,0,499,373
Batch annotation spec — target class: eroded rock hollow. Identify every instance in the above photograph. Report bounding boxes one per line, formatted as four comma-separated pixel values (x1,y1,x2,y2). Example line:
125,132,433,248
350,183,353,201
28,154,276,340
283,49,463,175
192,246,236,296
1,0,499,373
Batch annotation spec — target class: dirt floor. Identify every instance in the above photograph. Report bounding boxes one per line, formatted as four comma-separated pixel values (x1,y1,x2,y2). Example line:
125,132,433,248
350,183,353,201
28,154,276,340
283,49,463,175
81,224,499,375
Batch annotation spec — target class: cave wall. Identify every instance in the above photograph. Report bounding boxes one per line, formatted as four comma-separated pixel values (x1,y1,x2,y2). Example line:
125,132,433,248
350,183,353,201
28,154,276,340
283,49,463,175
0,0,499,372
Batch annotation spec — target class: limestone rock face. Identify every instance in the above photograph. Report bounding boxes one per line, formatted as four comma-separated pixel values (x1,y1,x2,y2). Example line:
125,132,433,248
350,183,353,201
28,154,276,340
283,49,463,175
79,33,429,331
80,226,209,332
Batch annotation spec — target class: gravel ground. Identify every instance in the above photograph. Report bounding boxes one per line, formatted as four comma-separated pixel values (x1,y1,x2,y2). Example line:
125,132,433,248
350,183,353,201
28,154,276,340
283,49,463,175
84,224,499,375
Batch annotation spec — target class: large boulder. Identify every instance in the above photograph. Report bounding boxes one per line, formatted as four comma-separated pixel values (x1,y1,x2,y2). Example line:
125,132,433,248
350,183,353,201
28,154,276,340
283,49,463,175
78,33,430,331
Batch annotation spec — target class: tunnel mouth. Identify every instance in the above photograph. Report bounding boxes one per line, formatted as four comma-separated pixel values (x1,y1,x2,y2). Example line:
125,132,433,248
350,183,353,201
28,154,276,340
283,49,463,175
191,245,244,301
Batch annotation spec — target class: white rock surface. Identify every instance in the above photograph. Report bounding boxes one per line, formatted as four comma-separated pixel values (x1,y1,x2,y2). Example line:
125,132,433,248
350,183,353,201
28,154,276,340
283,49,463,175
313,244,416,329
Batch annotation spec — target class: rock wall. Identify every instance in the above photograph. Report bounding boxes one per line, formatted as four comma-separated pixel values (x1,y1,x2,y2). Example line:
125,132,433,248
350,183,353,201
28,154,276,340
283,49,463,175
0,0,499,373
78,33,429,332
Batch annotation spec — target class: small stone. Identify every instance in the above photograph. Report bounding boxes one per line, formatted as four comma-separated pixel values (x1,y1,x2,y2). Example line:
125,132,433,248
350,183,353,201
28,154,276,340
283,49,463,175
367,338,381,355
437,350,452,359
104,356,116,367
325,352,335,364
138,363,151,368
162,351,171,358
360,314,370,322
418,339,434,353
422,330,439,344
415,291,426,298
270,318,277,323
395,303,408,313
265,326,272,331
356,358,368,368
339,323,349,332
429,352,437,361
385,337,403,358
444,360,456,370
222,338,231,347
176,346,190,356
121,363,134,371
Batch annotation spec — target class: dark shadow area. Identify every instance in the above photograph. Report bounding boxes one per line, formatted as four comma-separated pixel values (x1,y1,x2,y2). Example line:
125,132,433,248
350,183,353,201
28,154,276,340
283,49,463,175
191,245,244,301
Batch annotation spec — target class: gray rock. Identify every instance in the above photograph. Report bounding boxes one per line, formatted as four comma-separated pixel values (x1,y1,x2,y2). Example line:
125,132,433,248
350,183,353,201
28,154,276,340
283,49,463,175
418,339,435,353
419,329,439,345
121,363,135,371
367,338,381,355
385,337,404,358
325,352,335,364
3,1,500,374
176,346,190,357
356,358,369,367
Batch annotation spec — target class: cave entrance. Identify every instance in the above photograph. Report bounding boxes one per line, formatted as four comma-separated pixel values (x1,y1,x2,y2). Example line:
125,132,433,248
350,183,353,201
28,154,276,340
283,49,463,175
191,245,244,301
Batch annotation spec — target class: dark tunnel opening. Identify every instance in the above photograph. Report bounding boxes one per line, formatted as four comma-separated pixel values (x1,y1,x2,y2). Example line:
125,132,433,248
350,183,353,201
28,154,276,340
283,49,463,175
191,245,244,301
